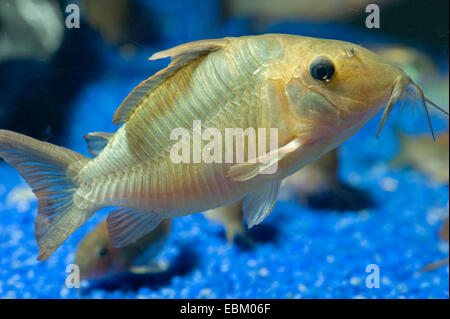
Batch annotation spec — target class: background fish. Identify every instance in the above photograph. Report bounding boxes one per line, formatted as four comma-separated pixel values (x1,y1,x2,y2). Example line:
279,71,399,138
282,149,339,201
421,217,449,272
0,34,446,260
373,45,449,116
281,148,373,211
75,219,171,280
203,199,249,244
390,131,449,183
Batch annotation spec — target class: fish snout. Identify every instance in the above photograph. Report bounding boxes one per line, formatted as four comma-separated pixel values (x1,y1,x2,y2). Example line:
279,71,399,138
375,70,448,140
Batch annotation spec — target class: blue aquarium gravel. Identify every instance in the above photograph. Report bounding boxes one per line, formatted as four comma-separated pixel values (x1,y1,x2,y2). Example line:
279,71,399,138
0,0,448,299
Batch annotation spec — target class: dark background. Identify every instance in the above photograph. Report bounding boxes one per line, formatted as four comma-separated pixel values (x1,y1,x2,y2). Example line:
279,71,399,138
0,0,448,144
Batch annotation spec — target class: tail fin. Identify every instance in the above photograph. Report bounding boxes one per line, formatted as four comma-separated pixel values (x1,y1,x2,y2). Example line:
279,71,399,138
0,130,95,260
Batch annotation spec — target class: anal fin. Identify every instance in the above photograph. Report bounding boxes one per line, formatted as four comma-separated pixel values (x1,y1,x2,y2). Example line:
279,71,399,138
107,208,163,248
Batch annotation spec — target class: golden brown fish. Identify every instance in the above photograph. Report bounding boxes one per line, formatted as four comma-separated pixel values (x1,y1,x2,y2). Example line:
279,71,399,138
282,149,338,202
440,217,449,242
390,131,449,184
282,148,375,210
203,199,247,243
373,45,449,116
373,46,440,84
0,34,447,260
420,217,449,273
75,219,171,280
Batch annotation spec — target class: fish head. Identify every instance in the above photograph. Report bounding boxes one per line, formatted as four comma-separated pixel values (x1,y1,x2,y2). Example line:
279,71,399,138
284,36,446,140
74,221,128,280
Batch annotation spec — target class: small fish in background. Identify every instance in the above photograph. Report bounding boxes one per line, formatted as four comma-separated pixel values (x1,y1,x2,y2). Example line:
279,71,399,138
75,219,171,280
375,45,449,273
373,45,449,115
440,218,449,242
280,149,373,211
81,0,157,52
82,0,130,45
373,46,439,83
281,149,339,202
0,34,447,260
203,200,252,245
421,217,449,272
226,0,401,22
390,131,449,184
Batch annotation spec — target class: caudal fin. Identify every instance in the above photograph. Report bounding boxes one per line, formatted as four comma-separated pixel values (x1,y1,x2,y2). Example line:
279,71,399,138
0,130,95,260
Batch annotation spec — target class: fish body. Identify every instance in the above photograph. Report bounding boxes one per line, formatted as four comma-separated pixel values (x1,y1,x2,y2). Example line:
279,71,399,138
82,35,296,217
75,219,171,280
81,35,401,215
0,33,443,260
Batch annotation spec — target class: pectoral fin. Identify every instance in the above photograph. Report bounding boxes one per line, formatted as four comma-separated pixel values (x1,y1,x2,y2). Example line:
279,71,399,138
107,208,163,248
227,137,303,182
242,179,281,228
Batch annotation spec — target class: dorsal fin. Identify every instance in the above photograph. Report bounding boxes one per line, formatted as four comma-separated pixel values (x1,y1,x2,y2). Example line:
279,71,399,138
112,38,231,125
83,132,112,156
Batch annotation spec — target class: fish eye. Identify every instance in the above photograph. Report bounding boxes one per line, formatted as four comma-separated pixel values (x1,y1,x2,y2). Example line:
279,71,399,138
309,56,335,82
98,247,108,257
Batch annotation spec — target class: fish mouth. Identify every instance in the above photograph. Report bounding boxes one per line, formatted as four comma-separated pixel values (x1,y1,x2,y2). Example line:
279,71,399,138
376,76,449,141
